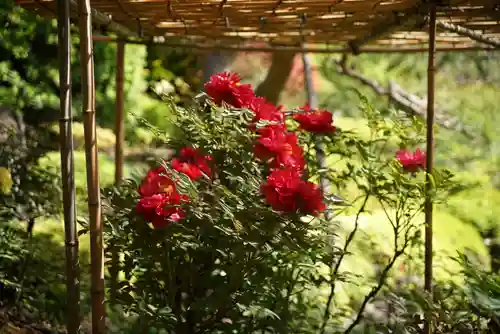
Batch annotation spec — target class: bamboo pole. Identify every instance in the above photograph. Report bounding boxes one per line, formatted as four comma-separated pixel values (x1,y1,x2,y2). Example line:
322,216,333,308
109,41,125,304
423,3,437,334
57,0,80,332
78,0,106,332
114,41,125,184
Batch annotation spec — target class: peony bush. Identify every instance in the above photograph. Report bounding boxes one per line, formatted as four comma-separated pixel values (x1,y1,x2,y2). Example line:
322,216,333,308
103,72,453,333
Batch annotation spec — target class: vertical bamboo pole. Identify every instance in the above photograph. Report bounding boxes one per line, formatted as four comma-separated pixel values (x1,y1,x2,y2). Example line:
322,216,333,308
78,0,106,332
114,41,125,185
57,0,80,332
301,50,332,221
110,41,125,304
424,3,437,334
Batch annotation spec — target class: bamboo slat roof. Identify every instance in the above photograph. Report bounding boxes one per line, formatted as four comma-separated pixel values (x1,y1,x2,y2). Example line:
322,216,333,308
16,0,500,51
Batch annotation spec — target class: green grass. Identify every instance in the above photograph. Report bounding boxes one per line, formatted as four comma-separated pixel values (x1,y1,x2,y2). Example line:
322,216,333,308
35,150,149,253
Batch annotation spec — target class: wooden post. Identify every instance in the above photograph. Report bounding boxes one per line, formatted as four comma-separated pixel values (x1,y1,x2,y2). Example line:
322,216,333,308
424,3,437,334
115,41,125,184
57,0,80,332
78,0,106,332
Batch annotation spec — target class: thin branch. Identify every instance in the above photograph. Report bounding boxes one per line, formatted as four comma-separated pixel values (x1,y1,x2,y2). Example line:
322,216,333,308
344,194,418,334
320,194,370,334
343,249,404,334
437,21,500,49
331,55,476,140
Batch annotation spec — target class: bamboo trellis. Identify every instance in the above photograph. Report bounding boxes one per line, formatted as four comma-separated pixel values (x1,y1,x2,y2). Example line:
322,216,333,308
16,0,500,50
14,0,500,333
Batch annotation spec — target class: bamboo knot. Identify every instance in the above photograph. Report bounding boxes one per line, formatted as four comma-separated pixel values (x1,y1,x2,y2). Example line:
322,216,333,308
65,240,80,246
59,118,72,123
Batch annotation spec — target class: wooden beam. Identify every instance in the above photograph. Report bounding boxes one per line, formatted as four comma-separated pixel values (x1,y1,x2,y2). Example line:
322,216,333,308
57,0,80,332
92,35,497,53
78,0,106,332
424,2,437,334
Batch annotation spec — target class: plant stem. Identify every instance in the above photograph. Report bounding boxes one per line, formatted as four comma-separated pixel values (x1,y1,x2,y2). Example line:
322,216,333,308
319,194,369,334
343,250,404,334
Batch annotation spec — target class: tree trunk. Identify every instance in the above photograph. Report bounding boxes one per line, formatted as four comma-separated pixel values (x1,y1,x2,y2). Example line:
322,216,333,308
254,52,295,105
201,51,295,106
202,51,236,83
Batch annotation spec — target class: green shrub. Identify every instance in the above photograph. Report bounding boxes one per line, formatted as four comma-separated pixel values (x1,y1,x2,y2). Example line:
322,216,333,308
102,73,454,333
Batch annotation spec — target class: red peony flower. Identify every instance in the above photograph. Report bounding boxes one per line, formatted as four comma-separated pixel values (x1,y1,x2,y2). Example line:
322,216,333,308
136,192,188,229
271,133,306,172
204,72,255,108
254,125,306,172
396,148,426,173
171,146,212,180
297,181,326,216
246,96,284,127
294,104,336,134
261,168,325,216
138,166,176,197
253,124,289,162
137,165,190,228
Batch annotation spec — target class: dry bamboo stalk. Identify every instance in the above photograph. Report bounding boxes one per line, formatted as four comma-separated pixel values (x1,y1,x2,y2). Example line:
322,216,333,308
109,41,125,304
423,3,437,334
78,0,106,332
114,41,125,184
57,0,80,332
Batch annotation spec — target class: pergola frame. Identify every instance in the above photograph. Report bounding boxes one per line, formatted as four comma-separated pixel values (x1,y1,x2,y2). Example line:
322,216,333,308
15,0,500,333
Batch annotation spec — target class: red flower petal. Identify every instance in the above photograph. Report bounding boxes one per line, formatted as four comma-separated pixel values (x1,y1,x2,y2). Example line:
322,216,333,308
171,146,212,180
204,72,255,108
294,105,336,134
396,148,426,173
